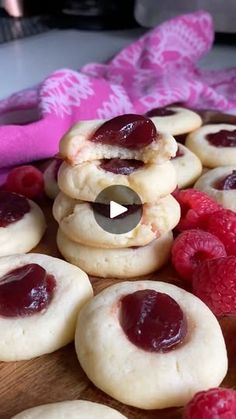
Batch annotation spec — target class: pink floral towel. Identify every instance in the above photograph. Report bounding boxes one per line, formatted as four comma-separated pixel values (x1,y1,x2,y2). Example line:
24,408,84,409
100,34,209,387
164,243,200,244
0,10,236,184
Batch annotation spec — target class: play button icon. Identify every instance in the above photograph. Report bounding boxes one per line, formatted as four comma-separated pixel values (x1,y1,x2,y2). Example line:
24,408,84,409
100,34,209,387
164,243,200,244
92,185,143,234
110,201,128,218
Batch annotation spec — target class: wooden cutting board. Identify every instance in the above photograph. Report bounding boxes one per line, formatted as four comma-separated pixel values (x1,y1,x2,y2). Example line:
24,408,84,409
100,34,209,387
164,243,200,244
0,198,235,419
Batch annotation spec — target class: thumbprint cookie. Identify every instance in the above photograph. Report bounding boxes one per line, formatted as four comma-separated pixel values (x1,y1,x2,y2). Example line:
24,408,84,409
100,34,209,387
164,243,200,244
0,253,92,361
59,115,177,165
57,229,173,278
194,166,236,212
0,191,46,256
75,280,227,409
146,106,202,135
186,124,236,168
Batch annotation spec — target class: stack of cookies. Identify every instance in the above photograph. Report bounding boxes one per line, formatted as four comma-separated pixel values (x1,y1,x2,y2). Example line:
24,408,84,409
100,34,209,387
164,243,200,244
53,114,180,278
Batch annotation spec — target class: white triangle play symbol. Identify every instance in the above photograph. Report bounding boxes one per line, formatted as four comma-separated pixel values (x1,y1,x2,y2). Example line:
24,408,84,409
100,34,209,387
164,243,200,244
110,201,128,219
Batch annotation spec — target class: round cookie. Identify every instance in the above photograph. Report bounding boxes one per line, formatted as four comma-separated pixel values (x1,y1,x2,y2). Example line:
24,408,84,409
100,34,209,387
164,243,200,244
0,253,92,361
194,165,236,212
59,116,177,165
43,158,62,199
12,400,127,419
53,192,180,248
75,280,227,410
57,229,173,278
171,143,202,188
147,106,202,135
186,124,236,167
58,160,177,203
0,191,46,257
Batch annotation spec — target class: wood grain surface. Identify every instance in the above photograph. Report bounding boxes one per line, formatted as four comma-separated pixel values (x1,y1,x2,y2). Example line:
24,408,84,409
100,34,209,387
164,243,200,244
0,198,235,419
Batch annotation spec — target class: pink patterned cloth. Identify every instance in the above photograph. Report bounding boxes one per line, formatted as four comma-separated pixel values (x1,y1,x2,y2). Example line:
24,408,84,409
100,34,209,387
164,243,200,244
0,10,236,184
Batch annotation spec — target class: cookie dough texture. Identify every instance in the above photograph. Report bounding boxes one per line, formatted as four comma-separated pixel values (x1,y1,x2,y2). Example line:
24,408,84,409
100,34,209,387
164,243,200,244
57,229,173,278
0,253,93,361
171,143,202,188
186,124,236,167
75,281,228,410
59,120,177,165
58,160,177,203
43,159,60,199
150,107,202,135
12,400,127,419
0,200,46,257
194,165,236,212
53,192,180,248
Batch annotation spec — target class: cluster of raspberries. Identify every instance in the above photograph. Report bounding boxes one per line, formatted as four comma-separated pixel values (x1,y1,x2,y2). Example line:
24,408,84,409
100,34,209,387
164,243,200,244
172,190,236,418
172,188,236,317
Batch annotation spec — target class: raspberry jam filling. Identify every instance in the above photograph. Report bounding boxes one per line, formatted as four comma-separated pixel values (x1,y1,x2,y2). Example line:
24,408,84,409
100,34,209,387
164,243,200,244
215,170,236,190
100,159,144,175
120,289,187,352
206,130,236,147
0,264,56,317
146,107,176,117
91,202,141,219
0,191,30,227
90,114,157,149
171,146,184,160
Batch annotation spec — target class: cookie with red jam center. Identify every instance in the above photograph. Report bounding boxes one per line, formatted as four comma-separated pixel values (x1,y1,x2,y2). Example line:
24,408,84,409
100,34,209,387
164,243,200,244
0,191,46,257
75,280,227,410
53,192,180,249
186,124,236,168
59,114,177,165
57,158,177,203
146,106,202,136
0,253,92,361
194,166,236,212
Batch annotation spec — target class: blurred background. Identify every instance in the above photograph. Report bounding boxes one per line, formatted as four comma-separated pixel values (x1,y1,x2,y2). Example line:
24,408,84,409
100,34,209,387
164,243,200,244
0,0,235,99
1,0,236,41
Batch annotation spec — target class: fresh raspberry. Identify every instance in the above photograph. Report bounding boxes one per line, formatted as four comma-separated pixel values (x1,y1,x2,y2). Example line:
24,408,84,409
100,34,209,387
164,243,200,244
171,229,226,281
184,387,236,419
174,189,220,232
5,165,44,199
193,256,236,316
205,209,236,256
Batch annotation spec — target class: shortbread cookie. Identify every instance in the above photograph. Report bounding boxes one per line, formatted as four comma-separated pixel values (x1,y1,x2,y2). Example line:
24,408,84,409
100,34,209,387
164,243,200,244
12,400,127,419
146,106,202,135
186,124,236,167
0,191,46,257
57,229,173,278
0,253,92,361
59,115,177,165
194,166,236,212
58,159,177,203
43,158,62,199
75,280,227,410
53,192,180,248
171,143,202,188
